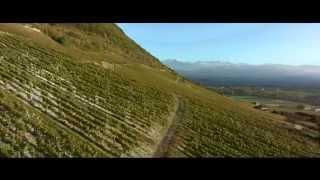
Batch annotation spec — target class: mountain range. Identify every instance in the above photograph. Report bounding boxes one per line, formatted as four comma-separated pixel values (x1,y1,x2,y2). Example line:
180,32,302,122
163,59,320,88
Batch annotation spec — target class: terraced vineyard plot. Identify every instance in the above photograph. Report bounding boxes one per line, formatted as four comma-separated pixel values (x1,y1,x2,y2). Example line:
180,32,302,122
0,89,104,157
0,32,175,157
165,97,320,157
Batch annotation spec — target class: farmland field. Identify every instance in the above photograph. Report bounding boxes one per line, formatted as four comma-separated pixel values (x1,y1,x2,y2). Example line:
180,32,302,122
211,86,320,106
228,95,320,115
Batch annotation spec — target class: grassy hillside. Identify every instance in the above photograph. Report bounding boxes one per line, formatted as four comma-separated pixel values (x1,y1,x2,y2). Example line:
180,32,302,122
0,23,167,68
0,28,174,157
0,23,319,157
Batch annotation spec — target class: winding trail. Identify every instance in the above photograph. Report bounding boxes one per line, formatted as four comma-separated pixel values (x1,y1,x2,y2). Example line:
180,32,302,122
153,94,180,157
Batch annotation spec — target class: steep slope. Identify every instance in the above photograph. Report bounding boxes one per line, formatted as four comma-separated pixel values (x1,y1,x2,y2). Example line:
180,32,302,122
0,23,168,68
0,25,175,157
0,24,319,157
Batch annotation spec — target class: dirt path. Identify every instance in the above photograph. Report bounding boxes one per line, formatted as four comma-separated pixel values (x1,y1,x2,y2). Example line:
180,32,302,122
153,94,180,157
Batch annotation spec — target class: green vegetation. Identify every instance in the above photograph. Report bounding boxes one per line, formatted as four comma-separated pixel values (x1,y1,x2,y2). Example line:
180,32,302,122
211,86,320,106
0,30,174,157
52,35,66,45
0,23,319,157
165,97,319,157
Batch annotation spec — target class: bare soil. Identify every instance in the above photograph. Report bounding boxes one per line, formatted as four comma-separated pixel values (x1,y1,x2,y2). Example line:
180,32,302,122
153,95,180,157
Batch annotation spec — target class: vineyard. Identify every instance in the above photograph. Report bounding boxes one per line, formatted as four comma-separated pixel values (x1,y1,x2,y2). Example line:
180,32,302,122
164,96,320,157
0,24,319,157
0,30,175,157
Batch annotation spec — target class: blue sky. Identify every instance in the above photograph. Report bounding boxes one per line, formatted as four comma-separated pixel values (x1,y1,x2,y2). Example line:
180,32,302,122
117,23,320,65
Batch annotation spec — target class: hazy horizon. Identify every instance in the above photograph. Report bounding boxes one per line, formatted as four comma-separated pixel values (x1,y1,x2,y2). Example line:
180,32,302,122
118,23,320,66
163,58,320,89
162,58,320,67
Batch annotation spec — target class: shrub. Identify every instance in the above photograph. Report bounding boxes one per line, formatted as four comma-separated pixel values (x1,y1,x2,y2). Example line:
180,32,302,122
54,36,66,45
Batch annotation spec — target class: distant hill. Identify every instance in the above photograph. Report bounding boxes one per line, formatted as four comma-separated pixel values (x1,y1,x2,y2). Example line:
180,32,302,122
0,24,319,157
163,59,320,88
